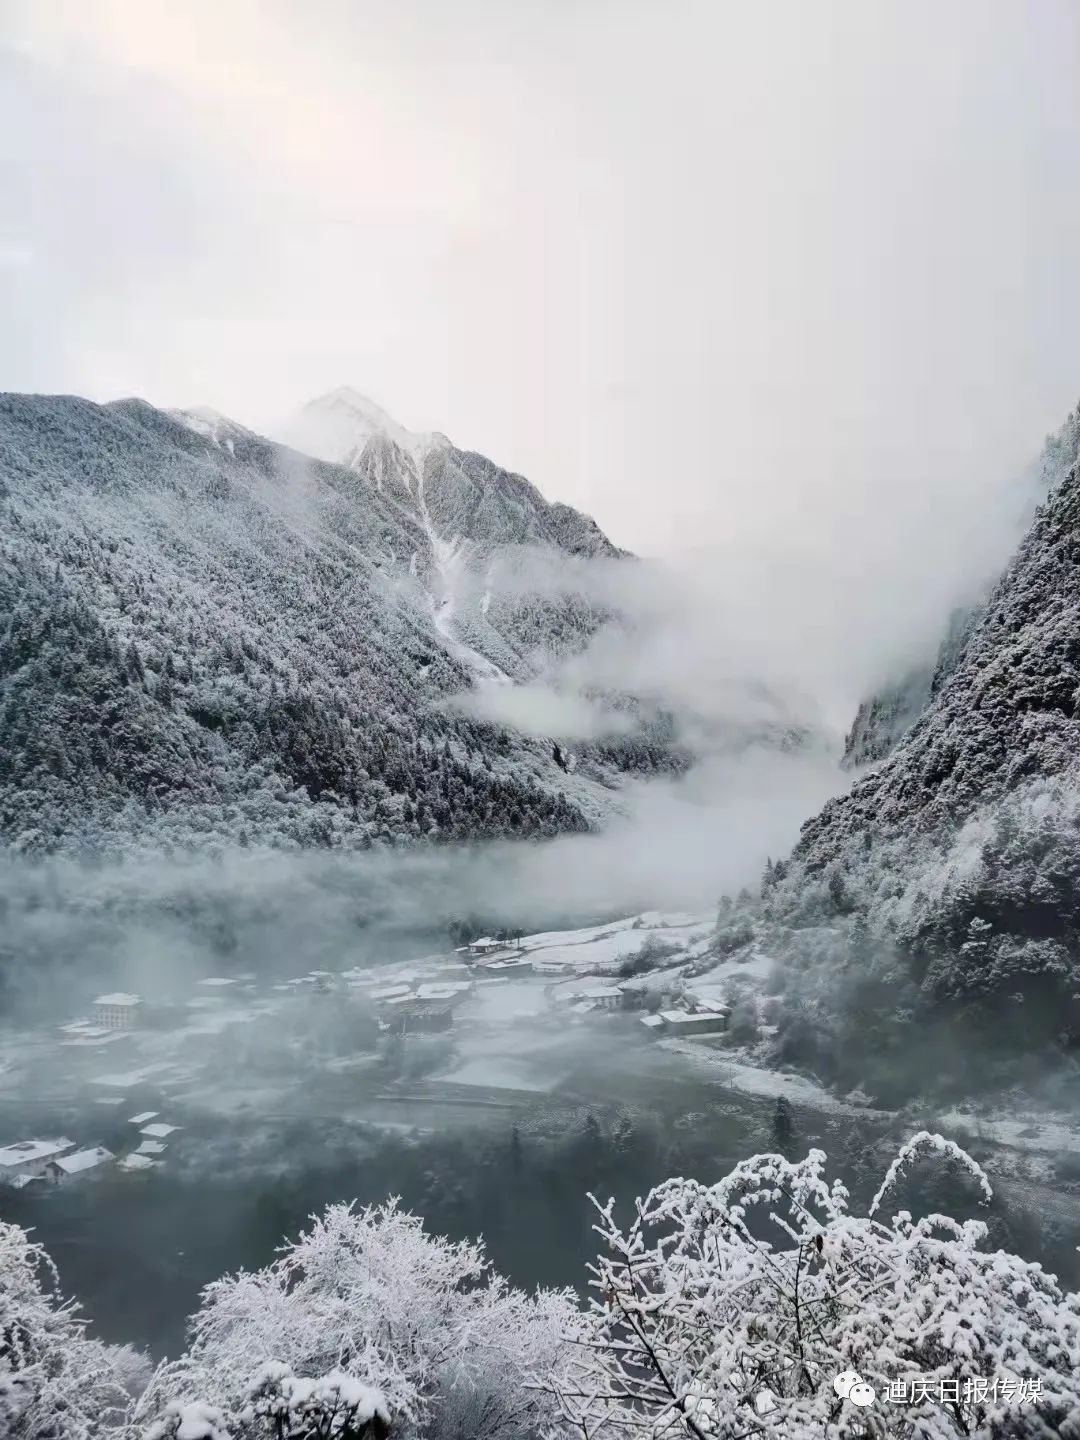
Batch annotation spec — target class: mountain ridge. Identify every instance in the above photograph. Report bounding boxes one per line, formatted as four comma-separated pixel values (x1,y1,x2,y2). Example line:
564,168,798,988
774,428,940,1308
748,399,1080,1085
0,391,676,855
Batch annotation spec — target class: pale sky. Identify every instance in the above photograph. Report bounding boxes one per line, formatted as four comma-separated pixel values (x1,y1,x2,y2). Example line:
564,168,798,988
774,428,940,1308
3,1,1080,631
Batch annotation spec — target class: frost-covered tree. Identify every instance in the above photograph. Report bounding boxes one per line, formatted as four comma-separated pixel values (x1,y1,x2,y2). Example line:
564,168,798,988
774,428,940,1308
545,1133,1080,1438
143,1365,390,1440
136,1200,576,1440
0,1219,147,1438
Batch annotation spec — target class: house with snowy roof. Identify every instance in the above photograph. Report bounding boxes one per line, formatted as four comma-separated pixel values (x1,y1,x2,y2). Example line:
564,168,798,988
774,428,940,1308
460,937,513,958
657,1009,728,1036
45,1146,114,1182
477,956,533,976
92,993,143,1029
0,1137,75,1186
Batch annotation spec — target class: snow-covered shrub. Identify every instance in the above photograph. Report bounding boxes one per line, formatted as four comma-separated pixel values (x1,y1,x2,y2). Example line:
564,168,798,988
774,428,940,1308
143,1365,390,1440
137,1200,576,1440
0,1219,140,1437
546,1133,1080,1438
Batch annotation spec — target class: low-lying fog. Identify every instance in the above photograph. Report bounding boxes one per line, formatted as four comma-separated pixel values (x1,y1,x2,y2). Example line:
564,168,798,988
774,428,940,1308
4,884,1080,1363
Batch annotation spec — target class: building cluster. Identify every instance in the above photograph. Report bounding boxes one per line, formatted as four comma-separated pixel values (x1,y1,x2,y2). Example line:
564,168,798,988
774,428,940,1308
546,975,731,1034
346,965,476,1035
0,1137,112,1189
4,928,738,1201
0,1111,183,1191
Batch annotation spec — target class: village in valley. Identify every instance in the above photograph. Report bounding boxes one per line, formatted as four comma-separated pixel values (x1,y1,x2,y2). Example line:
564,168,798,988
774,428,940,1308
0,910,777,1195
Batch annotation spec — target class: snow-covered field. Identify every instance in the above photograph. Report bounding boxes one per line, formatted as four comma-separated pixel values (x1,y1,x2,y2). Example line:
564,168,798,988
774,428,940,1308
513,912,715,975
936,1107,1080,1156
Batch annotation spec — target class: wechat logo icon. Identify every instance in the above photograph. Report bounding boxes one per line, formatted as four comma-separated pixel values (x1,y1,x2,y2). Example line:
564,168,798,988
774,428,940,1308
834,1371,877,1407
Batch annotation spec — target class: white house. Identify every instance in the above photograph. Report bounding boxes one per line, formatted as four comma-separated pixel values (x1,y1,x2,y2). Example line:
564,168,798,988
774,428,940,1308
684,988,732,1017
46,1147,114,1182
92,993,143,1029
658,1009,728,1036
0,1137,75,1186
465,938,509,956
532,958,576,977
478,956,533,976
563,985,623,1012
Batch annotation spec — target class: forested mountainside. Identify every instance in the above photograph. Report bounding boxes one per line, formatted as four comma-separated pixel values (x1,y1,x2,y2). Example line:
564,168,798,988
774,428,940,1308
841,409,1080,770
0,393,675,855
841,608,972,769
282,388,626,681
754,400,1080,1082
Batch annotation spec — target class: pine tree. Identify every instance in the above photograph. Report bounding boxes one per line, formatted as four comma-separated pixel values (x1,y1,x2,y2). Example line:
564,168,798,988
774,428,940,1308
770,1095,795,1157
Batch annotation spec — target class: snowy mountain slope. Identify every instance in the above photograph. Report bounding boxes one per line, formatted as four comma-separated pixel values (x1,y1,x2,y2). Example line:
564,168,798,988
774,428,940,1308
280,385,444,470
763,399,1080,1029
285,391,820,770
841,608,973,769
0,393,651,854
279,389,626,686
277,389,699,776
841,408,1080,771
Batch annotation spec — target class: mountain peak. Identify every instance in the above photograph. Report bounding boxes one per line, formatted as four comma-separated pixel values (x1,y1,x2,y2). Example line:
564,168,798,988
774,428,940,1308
281,387,445,467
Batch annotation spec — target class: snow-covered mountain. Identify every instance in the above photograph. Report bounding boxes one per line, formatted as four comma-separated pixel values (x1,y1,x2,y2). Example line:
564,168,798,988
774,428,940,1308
281,386,445,469
841,608,973,770
279,388,625,685
763,399,1080,1040
841,410,1080,771
0,392,675,854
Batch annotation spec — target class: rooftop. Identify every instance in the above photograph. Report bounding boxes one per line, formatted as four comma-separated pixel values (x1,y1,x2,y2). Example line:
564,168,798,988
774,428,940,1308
93,993,142,1007
0,1137,75,1168
118,1153,157,1172
54,1146,113,1175
660,1009,727,1027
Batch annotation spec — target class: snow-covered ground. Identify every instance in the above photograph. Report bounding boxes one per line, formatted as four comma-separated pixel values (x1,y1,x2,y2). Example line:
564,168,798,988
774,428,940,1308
657,1043,889,1116
514,913,715,974
936,1107,1080,1156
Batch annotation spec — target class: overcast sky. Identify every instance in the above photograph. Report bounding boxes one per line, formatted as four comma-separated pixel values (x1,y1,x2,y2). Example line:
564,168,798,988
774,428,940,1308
3,1,1080,600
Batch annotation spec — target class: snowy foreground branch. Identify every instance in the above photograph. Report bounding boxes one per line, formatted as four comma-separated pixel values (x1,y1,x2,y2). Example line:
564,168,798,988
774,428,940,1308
542,1133,1080,1439
4,1140,1080,1439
